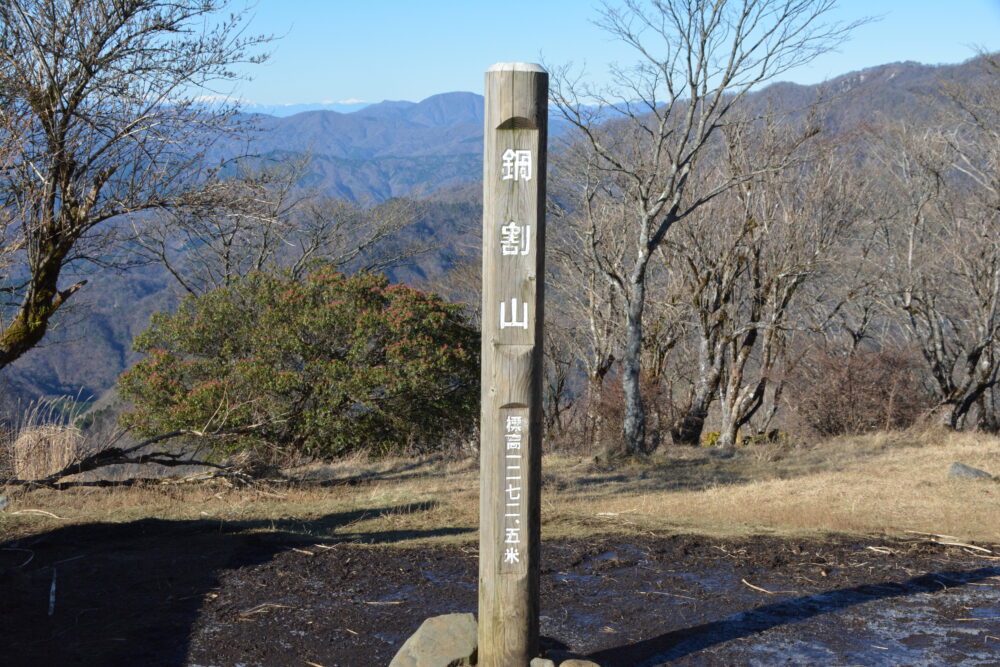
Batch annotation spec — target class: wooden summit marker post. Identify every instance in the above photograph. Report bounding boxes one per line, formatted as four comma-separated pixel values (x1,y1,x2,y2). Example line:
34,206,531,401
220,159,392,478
478,62,548,665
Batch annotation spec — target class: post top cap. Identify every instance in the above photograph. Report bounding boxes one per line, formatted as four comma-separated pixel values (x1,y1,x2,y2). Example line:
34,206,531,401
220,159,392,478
487,62,546,73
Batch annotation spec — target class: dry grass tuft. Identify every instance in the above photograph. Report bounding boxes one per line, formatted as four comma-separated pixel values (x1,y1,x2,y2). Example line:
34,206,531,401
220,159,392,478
11,425,82,481
1,394,91,482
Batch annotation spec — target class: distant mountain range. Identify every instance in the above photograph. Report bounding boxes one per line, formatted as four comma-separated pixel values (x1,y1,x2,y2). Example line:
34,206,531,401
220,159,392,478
238,100,372,116
235,91,485,201
2,57,993,406
245,91,485,156
224,59,982,202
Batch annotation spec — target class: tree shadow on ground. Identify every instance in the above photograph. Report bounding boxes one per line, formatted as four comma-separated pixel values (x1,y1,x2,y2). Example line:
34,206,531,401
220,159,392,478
555,455,755,494
310,458,436,486
0,502,466,667
588,565,1000,666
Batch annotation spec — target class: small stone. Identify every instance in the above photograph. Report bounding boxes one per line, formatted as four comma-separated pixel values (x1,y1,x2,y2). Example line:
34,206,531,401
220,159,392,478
948,462,994,481
388,612,477,667
530,659,556,667
544,649,586,663
559,660,601,667
0,496,8,511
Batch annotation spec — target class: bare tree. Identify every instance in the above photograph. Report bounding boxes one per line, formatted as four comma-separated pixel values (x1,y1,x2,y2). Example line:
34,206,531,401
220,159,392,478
548,146,625,444
874,96,1000,430
714,136,866,447
292,196,425,277
135,160,305,295
135,159,421,296
0,0,270,369
0,103,28,305
656,112,864,449
551,0,861,455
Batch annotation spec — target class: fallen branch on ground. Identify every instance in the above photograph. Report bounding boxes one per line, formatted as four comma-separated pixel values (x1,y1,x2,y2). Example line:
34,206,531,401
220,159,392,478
904,531,996,555
936,541,995,554
866,546,895,555
905,530,960,541
741,578,797,595
1,548,34,567
12,509,66,519
238,603,294,616
5,426,270,489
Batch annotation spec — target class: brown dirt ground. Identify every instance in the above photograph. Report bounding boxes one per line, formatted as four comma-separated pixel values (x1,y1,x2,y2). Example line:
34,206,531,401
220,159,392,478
1,518,999,666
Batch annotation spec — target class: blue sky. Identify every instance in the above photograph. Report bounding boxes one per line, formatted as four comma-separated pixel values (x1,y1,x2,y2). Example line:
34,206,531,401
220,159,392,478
228,1,1000,105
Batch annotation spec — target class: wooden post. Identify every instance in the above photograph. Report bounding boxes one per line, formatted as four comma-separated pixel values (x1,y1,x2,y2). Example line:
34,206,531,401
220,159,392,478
478,62,548,666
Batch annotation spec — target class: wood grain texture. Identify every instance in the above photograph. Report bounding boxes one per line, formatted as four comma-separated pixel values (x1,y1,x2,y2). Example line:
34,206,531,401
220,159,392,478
478,62,548,666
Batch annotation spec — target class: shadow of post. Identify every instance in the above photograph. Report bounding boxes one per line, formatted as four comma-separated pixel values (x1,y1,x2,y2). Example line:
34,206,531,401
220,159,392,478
588,566,1000,666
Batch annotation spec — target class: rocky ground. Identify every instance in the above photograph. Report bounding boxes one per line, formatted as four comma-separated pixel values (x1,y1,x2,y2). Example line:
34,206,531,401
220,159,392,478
1,520,998,666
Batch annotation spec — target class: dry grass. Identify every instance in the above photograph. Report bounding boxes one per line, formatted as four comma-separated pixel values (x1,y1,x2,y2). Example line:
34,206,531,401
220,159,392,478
541,427,1000,543
11,425,82,481
1,394,90,482
2,427,998,547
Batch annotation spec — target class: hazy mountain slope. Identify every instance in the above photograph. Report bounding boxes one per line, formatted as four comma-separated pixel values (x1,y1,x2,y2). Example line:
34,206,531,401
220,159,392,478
290,151,481,202
1,263,177,403
230,92,484,200
237,100,371,116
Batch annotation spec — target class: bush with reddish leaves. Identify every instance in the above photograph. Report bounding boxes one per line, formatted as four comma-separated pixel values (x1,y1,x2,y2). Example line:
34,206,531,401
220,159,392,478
786,348,933,437
118,268,478,461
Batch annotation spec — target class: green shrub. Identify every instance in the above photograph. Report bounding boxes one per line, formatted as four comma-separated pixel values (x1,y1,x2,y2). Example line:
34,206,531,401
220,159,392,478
118,268,478,461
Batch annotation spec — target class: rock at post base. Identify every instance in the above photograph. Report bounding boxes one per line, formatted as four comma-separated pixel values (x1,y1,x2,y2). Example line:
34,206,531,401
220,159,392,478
948,462,994,480
388,612,477,667
529,659,556,667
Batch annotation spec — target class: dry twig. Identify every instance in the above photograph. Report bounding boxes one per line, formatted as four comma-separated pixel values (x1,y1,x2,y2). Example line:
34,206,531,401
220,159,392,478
644,591,697,600
936,541,995,554
904,531,996,555
12,509,66,519
239,602,294,616
905,530,960,541
741,578,797,595
866,546,894,555
1,548,34,567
